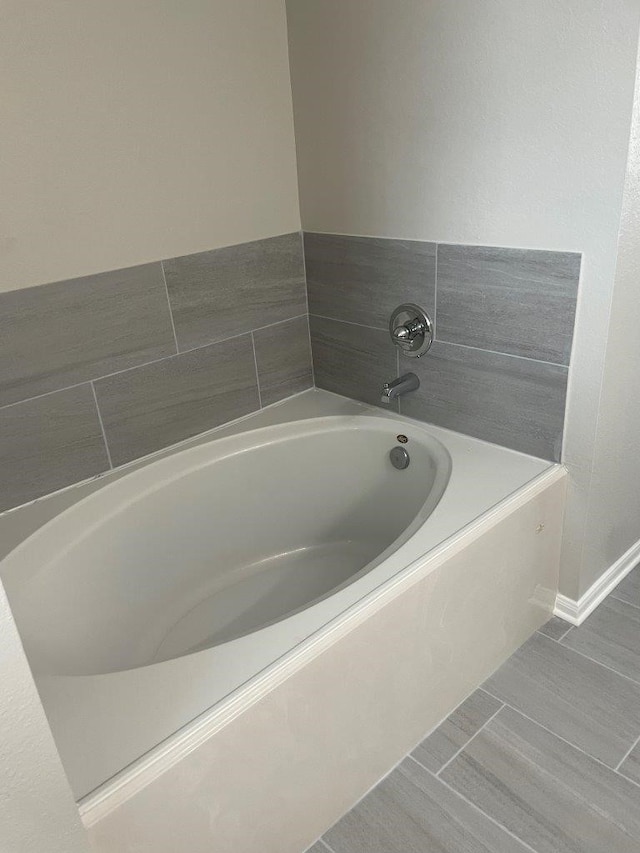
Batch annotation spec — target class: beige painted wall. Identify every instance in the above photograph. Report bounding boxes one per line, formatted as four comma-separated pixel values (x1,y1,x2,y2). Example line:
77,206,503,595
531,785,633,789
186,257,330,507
286,0,640,599
0,0,300,292
0,3,299,849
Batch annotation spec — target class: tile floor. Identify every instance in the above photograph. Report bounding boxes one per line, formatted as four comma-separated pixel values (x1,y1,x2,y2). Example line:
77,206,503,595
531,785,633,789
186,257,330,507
306,566,640,853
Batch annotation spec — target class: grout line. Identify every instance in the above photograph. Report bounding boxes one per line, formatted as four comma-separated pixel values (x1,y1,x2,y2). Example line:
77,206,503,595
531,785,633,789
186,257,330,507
160,260,180,354
616,731,640,772
90,382,113,470
250,332,263,409
301,230,316,388
318,838,338,853
435,338,568,369
310,313,387,333
0,380,97,412
434,243,438,332
609,593,640,612
307,314,316,388
538,629,640,690
251,313,308,335
435,703,505,778
408,755,540,853
535,623,573,643
310,311,565,372
478,690,640,788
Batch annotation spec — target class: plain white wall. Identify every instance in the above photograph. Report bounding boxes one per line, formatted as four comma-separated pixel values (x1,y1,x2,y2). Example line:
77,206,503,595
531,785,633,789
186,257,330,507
576,42,640,596
0,581,91,852
286,0,640,598
0,0,300,292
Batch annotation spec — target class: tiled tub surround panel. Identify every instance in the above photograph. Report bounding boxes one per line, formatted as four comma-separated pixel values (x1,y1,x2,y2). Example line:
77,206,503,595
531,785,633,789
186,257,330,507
401,341,568,462
163,232,307,351
309,316,398,411
306,234,580,461
253,316,314,407
0,386,110,511
437,244,581,364
304,233,436,329
0,233,312,513
0,263,177,408
93,336,261,468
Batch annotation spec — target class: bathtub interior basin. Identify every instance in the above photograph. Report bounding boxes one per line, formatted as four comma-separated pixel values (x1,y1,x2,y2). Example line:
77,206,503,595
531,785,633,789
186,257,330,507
3,416,451,678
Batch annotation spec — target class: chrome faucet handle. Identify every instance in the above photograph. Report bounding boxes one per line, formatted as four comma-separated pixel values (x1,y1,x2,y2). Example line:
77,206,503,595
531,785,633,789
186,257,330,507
389,304,433,358
391,317,425,345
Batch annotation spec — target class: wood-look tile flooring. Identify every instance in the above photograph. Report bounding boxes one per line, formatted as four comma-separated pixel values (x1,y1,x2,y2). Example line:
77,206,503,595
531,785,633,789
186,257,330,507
307,566,640,853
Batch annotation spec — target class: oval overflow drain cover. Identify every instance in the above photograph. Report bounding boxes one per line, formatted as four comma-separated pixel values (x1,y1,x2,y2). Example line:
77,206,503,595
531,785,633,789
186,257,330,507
397,434,408,444
390,446,410,470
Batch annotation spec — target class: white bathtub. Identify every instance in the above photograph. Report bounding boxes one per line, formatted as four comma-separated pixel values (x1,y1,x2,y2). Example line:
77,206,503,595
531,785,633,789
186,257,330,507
0,390,553,803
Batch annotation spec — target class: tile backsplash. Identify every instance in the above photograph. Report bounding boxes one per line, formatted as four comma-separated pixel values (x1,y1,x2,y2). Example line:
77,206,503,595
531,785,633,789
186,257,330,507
0,233,311,513
306,233,580,461
0,229,580,513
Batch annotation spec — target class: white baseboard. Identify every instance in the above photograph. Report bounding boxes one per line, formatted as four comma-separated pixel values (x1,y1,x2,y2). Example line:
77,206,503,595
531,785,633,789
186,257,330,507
554,537,640,625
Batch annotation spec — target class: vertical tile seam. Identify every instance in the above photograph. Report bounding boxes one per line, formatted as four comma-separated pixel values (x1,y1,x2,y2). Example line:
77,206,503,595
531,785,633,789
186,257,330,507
90,381,113,469
616,731,640,772
250,331,263,409
160,259,180,354
300,230,317,388
433,702,505,778
434,243,438,338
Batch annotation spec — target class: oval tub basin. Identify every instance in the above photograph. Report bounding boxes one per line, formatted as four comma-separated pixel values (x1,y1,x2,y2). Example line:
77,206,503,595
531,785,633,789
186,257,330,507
5,416,450,677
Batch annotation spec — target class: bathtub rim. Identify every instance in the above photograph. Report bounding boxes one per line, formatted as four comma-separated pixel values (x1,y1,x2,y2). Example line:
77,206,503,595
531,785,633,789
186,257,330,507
1,413,454,676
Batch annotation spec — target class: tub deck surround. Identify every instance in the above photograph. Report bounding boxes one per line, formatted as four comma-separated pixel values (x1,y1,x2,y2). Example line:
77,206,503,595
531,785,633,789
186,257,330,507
84,455,565,853
305,232,580,461
0,390,556,804
0,232,311,513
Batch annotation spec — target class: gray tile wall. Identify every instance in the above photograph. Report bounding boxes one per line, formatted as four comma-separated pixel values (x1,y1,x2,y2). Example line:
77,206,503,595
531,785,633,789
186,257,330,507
0,229,580,512
0,233,312,513
305,233,581,460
